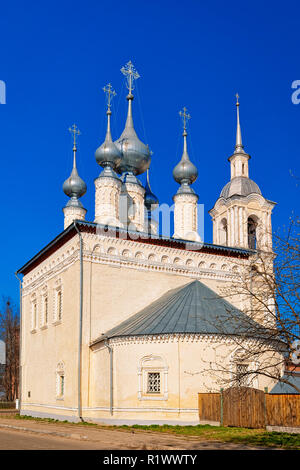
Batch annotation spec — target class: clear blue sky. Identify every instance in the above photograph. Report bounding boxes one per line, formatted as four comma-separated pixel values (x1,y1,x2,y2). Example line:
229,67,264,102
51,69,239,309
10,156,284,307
1,0,300,302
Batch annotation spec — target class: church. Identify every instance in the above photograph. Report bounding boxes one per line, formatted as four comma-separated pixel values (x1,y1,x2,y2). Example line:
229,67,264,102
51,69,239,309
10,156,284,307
17,61,282,424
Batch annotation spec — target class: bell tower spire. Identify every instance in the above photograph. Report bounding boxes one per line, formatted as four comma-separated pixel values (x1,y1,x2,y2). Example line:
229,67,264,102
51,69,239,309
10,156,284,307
209,97,276,251
229,94,250,179
235,93,244,152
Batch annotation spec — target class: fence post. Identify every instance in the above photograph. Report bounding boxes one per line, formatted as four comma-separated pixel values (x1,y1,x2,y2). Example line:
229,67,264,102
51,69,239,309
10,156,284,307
220,388,224,426
264,387,268,429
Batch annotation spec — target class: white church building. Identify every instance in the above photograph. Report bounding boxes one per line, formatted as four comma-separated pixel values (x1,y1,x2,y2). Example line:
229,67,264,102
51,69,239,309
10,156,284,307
17,62,281,424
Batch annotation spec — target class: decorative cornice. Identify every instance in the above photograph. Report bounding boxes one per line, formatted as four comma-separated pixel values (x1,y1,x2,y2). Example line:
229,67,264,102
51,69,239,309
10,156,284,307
22,232,247,294
17,221,252,276
91,332,265,349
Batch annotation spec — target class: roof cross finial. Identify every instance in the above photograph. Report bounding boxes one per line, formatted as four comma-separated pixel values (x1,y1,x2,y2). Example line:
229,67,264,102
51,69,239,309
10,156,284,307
103,83,116,111
236,93,240,106
121,60,140,95
179,107,191,133
69,124,81,150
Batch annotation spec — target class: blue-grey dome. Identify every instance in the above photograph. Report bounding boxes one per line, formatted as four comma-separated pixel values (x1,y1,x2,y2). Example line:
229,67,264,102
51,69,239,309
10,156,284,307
173,132,198,185
220,176,261,199
63,166,87,200
114,95,151,176
95,110,122,169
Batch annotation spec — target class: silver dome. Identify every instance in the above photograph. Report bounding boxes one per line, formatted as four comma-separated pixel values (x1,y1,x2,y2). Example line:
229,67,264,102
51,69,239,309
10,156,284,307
63,166,87,200
173,131,198,185
95,110,122,169
115,95,151,176
220,176,262,199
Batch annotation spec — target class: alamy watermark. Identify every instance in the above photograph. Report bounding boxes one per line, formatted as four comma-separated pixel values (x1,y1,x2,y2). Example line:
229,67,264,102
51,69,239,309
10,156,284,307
0,80,6,104
291,80,300,104
95,202,205,251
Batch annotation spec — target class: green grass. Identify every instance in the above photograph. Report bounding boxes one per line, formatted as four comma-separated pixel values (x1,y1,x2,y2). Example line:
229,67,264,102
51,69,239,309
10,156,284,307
5,414,300,449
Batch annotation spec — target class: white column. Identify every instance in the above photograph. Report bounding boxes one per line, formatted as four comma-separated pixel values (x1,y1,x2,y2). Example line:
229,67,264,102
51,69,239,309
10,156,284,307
230,207,235,246
239,207,243,247
234,206,238,246
268,212,272,250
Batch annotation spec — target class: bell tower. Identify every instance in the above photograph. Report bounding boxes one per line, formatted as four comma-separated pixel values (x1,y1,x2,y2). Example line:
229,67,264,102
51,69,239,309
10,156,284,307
209,95,276,251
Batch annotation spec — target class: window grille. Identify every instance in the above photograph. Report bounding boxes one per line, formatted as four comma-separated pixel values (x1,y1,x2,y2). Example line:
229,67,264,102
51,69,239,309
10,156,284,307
147,372,161,393
60,375,64,396
236,363,248,386
57,290,62,321
44,296,48,324
31,302,37,330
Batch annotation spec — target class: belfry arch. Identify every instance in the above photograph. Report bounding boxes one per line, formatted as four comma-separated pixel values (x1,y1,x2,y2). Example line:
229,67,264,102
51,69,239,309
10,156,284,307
247,216,257,249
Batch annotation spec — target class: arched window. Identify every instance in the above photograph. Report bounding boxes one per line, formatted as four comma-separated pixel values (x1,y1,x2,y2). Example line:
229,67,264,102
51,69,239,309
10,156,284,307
248,217,257,249
220,218,228,246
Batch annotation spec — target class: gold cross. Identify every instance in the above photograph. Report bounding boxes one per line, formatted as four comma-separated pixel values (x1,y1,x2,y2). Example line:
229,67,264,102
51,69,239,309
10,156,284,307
69,124,80,148
236,93,240,105
179,107,191,131
103,83,116,110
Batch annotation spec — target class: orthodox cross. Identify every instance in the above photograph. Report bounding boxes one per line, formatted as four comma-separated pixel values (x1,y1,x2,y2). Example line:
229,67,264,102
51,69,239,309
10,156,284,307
103,83,116,110
121,60,140,94
69,124,80,149
179,107,191,132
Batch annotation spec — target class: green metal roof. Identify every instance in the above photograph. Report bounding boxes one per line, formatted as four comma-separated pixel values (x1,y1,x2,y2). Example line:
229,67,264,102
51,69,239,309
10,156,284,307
96,280,263,342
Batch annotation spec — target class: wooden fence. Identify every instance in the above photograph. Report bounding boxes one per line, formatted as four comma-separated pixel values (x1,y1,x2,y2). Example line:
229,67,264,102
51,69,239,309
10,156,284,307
198,387,300,429
198,393,220,423
266,394,300,427
0,401,15,409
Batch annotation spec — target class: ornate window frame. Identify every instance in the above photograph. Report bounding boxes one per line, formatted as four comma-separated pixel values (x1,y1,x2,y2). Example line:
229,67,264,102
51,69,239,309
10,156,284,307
56,361,65,399
137,354,168,401
230,348,259,388
53,278,63,325
40,286,48,329
30,293,37,333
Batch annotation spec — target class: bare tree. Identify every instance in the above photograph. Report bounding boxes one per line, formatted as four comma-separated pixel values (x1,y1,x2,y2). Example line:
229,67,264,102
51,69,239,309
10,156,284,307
0,300,20,401
203,215,300,393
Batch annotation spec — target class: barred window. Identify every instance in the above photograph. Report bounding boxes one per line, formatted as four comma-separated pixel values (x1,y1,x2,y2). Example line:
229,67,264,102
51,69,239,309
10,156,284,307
56,361,65,398
236,363,248,386
44,296,48,324
60,375,65,396
54,285,63,323
147,372,161,393
31,300,37,330
57,290,62,321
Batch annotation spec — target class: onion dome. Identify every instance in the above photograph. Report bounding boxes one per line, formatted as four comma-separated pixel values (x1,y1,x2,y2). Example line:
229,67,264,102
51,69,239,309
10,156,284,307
114,61,151,176
144,169,159,211
63,125,87,207
95,83,121,176
173,107,198,194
